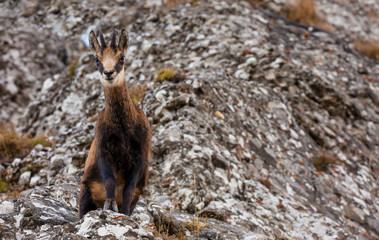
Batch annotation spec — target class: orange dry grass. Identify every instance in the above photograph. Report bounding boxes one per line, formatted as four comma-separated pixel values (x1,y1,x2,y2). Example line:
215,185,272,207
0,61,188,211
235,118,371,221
0,124,53,164
354,38,379,60
164,0,199,8
165,0,187,7
129,84,147,105
247,0,266,8
0,132,31,164
285,0,316,23
0,122,13,134
183,217,208,237
313,154,337,171
282,0,332,31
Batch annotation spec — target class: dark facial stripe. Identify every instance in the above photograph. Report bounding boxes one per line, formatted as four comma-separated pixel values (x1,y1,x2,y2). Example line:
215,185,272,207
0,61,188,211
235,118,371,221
96,60,104,74
114,55,124,73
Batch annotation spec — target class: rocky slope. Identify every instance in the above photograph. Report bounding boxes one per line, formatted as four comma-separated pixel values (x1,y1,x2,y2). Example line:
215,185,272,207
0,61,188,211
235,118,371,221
0,0,379,239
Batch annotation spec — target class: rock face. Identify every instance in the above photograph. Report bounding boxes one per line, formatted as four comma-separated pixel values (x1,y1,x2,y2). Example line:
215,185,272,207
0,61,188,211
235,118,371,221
0,0,379,239
262,0,379,42
0,184,154,239
0,0,67,124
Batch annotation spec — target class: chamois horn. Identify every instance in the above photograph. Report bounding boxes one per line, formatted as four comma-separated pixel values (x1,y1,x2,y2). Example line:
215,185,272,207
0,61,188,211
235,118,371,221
110,28,118,50
98,29,107,50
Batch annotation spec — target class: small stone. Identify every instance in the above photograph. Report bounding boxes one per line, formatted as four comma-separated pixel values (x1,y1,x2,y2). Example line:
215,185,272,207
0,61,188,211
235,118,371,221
34,144,44,151
50,155,65,169
234,69,250,80
160,109,173,123
290,129,299,140
18,171,32,186
41,78,54,94
11,158,22,168
246,57,257,66
288,85,296,94
0,201,14,215
155,90,167,101
265,70,276,80
30,175,41,187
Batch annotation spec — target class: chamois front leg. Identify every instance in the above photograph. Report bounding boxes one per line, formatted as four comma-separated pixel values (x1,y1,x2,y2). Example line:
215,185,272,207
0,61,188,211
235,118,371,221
99,160,118,212
121,157,147,215
121,169,140,215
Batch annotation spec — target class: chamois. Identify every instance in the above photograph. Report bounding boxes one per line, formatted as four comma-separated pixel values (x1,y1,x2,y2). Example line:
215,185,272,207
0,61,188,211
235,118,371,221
79,28,151,219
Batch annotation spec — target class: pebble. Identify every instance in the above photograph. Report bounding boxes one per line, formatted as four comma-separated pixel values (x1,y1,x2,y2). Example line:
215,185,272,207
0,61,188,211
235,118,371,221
18,171,32,186
0,201,14,215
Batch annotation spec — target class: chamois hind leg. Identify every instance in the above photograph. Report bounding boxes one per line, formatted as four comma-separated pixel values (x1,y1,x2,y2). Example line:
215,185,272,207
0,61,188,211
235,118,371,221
79,184,96,219
99,160,118,212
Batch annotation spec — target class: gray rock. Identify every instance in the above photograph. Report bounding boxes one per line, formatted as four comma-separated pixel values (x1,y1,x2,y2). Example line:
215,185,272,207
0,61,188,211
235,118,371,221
18,171,31,186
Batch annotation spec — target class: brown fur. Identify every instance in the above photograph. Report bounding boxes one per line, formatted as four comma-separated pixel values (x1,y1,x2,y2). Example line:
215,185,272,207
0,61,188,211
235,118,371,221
79,28,151,218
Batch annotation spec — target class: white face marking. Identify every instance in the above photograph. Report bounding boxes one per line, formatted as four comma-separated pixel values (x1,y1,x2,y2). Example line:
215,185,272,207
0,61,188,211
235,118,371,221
100,69,125,87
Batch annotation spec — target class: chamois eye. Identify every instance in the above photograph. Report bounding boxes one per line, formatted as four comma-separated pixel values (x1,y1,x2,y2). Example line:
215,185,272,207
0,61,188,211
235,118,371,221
95,57,100,63
119,55,125,62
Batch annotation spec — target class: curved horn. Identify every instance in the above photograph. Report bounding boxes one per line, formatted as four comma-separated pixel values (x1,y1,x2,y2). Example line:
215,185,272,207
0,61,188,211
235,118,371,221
110,28,118,49
98,29,107,50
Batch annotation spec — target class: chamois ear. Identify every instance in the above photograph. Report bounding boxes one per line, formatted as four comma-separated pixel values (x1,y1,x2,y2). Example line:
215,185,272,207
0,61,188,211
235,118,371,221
89,30,101,54
118,29,129,55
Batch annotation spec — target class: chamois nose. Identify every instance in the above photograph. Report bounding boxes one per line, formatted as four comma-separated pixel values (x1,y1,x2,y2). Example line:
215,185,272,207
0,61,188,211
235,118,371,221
104,71,114,79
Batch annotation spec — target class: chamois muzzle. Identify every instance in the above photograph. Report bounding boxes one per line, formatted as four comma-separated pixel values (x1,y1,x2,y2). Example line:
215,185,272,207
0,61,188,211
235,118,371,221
104,71,115,80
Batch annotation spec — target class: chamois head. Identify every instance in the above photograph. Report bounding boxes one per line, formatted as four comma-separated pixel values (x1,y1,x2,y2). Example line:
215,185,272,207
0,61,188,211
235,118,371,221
89,28,129,87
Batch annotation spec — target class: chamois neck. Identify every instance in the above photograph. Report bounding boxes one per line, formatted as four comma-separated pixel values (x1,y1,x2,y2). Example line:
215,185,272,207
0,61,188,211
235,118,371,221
103,77,136,122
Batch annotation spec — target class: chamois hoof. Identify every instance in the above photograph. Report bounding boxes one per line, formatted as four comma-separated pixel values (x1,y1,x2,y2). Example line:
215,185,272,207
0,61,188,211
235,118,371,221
104,198,118,212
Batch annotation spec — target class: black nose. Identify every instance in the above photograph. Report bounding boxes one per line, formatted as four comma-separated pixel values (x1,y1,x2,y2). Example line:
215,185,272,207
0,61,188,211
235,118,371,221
104,71,114,78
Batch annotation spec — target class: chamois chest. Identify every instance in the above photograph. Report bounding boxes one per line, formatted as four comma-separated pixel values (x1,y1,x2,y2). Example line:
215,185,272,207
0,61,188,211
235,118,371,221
97,119,143,169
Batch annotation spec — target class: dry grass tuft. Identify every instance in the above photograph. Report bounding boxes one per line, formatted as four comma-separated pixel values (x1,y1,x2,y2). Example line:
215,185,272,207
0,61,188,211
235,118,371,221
154,68,185,84
6,189,21,199
129,84,147,104
164,0,199,8
69,59,79,77
183,217,208,237
0,124,53,164
0,132,33,164
282,0,332,31
258,178,271,189
153,222,186,240
313,154,336,171
0,180,9,193
285,0,316,23
247,0,266,8
152,209,186,240
152,229,186,240
154,68,176,84
165,0,187,8
354,38,379,60
89,115,98,123
29,136,53,148
0,123,12,134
